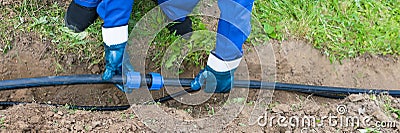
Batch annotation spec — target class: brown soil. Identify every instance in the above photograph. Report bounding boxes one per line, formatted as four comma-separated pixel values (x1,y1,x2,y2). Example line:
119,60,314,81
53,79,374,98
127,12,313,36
274,40,400,90
1,1,400,132
0,32,128,106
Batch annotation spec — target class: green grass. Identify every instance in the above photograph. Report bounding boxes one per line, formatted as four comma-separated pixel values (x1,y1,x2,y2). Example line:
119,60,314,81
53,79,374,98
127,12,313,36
0,2,20,53
129,1,210,70
1,0,399,71
0,117,5,128
253,0,400,62
206,104,215,115
0,0,103,70
382,95,400,120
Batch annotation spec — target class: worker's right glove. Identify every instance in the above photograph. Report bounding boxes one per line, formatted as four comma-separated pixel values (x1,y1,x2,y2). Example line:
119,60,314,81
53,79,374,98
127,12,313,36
190,53,240,93
102,43,125,81
102,42,135,92
64,0,98,33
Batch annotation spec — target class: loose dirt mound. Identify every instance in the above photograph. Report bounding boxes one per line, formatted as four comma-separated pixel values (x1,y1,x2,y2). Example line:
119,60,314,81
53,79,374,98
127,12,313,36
0,94,399,132
0,104,149,132
274,40,400,90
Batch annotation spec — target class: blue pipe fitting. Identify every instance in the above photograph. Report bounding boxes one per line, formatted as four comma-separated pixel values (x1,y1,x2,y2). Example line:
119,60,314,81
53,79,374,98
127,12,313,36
149,72,164,91
125,71,141,89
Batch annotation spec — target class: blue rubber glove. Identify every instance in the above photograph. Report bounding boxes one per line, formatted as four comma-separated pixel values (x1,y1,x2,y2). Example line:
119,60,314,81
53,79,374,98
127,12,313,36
102,42,132,92
191,53,240,93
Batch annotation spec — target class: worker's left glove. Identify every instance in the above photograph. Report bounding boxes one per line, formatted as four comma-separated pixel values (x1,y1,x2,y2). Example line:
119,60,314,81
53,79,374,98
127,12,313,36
190,53,240,93
102,42,134,92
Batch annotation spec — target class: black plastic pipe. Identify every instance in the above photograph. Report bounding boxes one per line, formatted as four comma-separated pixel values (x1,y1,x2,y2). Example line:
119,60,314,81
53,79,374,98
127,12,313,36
0,75,122,91
1,74,399,98
0,75,190,91
1,74,399,111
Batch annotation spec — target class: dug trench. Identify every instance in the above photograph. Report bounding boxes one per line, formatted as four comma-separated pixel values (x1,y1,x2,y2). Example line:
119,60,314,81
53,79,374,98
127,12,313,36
1,28,400,132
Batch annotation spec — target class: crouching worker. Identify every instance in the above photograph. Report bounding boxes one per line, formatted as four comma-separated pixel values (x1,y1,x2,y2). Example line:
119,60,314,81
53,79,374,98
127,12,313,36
64,0,254,93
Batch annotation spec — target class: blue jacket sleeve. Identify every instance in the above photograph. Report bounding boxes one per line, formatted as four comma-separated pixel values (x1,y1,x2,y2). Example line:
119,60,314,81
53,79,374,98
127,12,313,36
158,0,254,72
207,0,254,72
74,0,101,8
97,0,134,46
158,0,199,22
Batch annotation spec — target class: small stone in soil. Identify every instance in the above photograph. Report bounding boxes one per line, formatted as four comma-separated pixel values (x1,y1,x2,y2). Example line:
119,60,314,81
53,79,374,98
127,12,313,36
91,65,100,74
348,94,366,102
16,121,29,130
92,121,101,127
372,110,390,122
29,116,41,124
272,104,290,113
45,111,54,117
57,111,64,116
